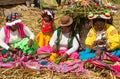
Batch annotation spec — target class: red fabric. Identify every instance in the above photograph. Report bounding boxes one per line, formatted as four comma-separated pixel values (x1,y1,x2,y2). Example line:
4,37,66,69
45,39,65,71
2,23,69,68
111,66,120,72
100,52,120,62
41,19,54,33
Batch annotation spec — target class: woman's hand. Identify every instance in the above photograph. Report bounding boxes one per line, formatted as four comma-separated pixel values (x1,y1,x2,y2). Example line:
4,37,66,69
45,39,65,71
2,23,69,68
60,53,68,62
52,45,58,53
8,47,18,53
28,39,33,47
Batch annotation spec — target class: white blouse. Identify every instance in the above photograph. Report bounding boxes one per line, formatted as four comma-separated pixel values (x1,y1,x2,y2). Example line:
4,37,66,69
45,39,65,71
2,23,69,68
0,26,35,50
49,30,79,55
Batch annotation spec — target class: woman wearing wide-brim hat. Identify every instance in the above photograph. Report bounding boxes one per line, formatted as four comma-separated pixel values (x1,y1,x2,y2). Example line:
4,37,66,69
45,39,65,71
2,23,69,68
79,12,120,60
37,15,80,62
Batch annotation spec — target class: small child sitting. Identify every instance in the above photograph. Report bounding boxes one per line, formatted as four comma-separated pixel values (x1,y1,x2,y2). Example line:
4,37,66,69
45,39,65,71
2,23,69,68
36,10,55,47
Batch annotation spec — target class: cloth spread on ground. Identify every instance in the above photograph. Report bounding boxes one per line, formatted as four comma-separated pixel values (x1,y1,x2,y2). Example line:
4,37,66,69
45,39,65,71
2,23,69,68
0,57,88,76
86,52,120,78
1,49,120,77
23,59,88,76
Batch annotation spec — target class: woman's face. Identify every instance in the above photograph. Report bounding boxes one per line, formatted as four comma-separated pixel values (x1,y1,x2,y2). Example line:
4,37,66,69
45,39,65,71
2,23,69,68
94,20,105,31
10,23,19,31
61,25,71,33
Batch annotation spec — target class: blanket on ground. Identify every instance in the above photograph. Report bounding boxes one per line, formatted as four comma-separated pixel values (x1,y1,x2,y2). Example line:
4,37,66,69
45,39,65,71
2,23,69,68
86,52,120,78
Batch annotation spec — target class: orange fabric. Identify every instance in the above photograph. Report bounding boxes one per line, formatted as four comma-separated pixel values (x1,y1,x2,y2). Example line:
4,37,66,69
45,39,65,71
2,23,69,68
35,32,53,47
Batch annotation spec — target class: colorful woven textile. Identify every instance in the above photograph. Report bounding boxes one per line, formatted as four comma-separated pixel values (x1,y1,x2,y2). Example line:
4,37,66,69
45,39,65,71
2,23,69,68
86,52,120,78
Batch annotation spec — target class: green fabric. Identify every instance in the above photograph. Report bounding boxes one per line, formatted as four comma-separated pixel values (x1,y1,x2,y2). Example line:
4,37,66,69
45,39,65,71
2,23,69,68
6,56,12,62
54,57,61,64
2,57,12,63
54,57,73,64
56,27,74,49
102,60,114,65
10,37,38,55
1,49,8,54
56,27,61,47
68,35,74,49
0,37,38,63
0,46,13,62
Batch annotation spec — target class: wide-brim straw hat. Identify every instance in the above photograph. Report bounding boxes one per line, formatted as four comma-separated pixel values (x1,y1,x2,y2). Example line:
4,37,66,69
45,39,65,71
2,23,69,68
58,15,73,27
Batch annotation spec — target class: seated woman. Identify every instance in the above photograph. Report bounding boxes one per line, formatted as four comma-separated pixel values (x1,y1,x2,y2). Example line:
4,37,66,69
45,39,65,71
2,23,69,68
37,15,79,62
0,13,38,63
79,12,120,60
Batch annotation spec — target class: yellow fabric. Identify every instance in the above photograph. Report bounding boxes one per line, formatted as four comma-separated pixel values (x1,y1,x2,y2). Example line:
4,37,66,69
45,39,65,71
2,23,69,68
49,53,59,61
85,28,96,49
35,32,53,47
85,24,120,51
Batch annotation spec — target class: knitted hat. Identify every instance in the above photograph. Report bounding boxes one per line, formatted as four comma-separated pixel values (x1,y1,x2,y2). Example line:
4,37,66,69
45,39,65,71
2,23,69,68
41,10,55,19
88,11,111,20
6,13,21,26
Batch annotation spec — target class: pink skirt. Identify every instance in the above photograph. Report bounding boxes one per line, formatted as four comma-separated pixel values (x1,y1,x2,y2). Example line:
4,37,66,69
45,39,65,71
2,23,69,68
37,46,79,59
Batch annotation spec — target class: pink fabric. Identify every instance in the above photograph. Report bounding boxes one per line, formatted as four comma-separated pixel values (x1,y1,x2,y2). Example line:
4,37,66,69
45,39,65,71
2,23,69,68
4,26,10,44
4,22,25,44
24,60,40,70
58,49,79,59
59,60,81,73
111,65,120,78
0,62,16,68
0,54,3,61
18,23,25,38
47,60,87,75
111,65,120,72
100,52,120,62
37,46,79,59
37,46,53,54
3,52,9,58
22,59,87,76
86,52,120,78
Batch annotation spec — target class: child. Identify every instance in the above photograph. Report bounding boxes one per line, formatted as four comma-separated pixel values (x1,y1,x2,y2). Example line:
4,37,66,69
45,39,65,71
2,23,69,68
36,10,55,47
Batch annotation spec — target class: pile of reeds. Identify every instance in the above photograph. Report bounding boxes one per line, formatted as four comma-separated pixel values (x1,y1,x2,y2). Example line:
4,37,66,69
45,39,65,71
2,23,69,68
0,66,115,79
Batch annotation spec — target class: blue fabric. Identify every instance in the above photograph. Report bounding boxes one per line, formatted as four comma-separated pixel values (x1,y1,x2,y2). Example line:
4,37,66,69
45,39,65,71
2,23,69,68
79,48,120,60
79,48,96,60
111,49,120,58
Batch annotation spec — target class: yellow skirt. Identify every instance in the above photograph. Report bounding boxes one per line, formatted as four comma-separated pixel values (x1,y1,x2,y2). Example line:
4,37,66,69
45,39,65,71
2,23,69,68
35,32,53,47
